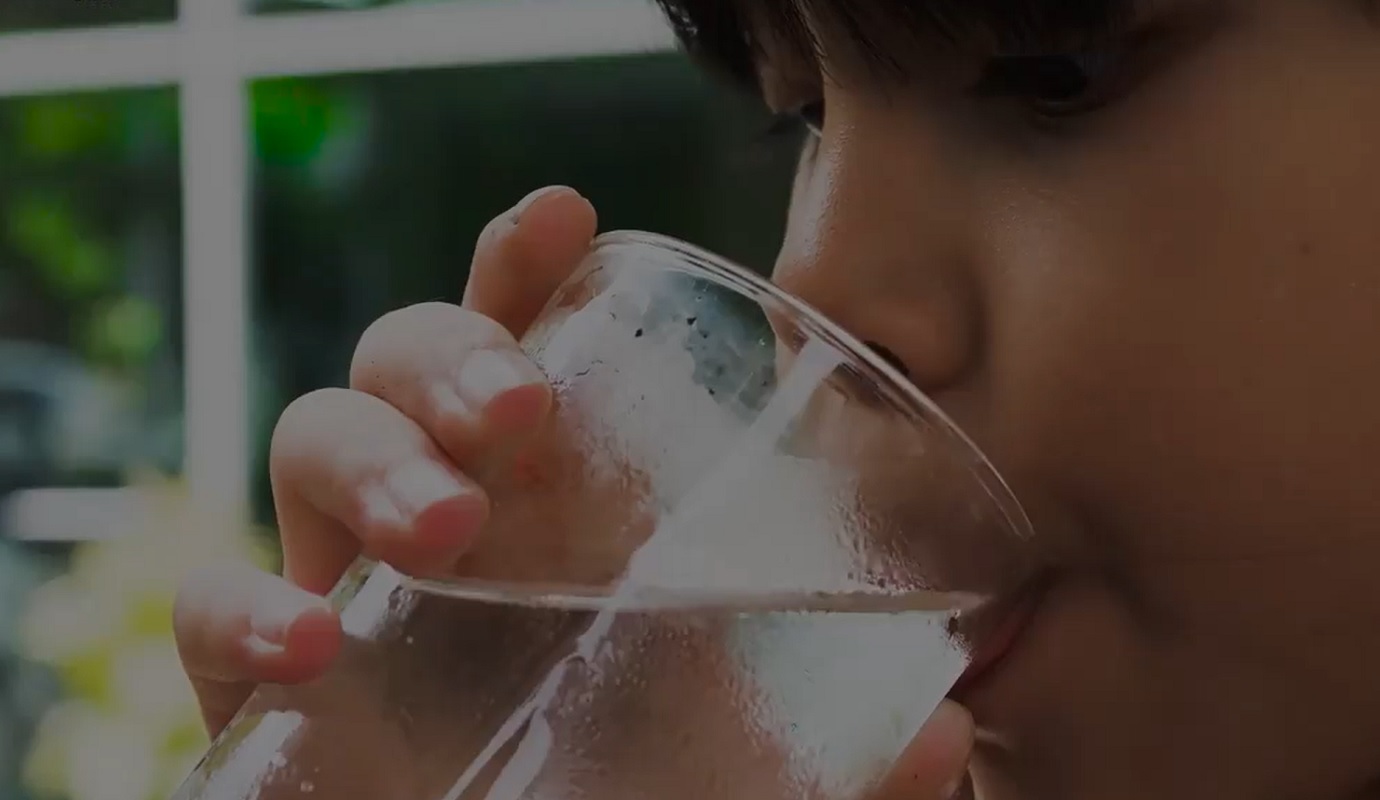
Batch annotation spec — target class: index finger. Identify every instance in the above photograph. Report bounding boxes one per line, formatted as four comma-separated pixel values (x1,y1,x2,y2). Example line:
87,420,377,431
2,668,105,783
462,185,599,336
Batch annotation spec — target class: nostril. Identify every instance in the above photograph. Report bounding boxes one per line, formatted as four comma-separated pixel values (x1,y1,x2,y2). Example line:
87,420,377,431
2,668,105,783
864,340,911,378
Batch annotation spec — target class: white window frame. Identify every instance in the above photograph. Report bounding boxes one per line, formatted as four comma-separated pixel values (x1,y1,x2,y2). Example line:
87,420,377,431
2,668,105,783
0,0,675,542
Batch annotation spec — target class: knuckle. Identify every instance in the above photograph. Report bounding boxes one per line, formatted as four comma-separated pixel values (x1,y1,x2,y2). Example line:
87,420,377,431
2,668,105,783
272,388,352,448
170,582,198,642
269,388,356,484
171,566,230,653
417,408,480,465
350,303,510,392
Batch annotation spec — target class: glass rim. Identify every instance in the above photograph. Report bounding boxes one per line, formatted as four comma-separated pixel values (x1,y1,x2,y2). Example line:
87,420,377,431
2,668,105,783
591,229,1034,541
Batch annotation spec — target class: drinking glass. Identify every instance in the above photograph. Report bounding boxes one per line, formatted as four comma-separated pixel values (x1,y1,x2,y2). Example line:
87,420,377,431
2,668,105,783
170,231,1037,800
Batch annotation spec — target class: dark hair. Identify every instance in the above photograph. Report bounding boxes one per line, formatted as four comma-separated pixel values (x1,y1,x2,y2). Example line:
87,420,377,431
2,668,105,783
653,0,1132,91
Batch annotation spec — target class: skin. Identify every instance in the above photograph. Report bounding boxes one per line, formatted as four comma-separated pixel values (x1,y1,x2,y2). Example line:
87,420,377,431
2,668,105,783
175,1,1380,798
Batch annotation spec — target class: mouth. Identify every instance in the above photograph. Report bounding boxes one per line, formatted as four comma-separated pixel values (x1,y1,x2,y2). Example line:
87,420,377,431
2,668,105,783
947,571,1053,702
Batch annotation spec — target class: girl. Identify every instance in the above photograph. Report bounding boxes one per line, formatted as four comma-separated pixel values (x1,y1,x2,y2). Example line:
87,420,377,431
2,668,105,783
171,1,1380,798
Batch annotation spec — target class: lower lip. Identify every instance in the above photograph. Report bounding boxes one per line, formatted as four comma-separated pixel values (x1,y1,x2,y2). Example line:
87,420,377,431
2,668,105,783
948,577,1048,700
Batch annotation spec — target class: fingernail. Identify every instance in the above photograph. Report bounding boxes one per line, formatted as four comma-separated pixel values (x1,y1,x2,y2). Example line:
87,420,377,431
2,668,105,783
508,185,577,224
248,601,299,651
455,348,546,414
383,460,472,521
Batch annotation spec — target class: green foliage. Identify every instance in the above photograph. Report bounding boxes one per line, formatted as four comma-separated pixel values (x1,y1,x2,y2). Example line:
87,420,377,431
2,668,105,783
5,186,163,374
18,475,279,800
79,296,165,370
0,88,182,385
253,79,358,168
7,192,116,298
17,98,122,161
0,87,183,798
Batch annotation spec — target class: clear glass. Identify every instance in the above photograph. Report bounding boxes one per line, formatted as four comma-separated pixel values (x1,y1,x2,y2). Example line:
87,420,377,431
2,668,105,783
171,231,1037,800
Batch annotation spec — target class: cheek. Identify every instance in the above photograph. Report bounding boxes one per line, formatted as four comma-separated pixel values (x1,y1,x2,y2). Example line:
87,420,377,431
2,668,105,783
776,137,831,285
983,31,1380,629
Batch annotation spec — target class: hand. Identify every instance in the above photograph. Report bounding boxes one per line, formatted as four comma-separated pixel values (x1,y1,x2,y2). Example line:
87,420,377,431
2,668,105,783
170,183,976,800
173,184,598,735
879,700,976,800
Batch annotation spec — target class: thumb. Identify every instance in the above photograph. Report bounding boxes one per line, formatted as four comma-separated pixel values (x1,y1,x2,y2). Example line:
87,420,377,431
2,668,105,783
874,700,975,800
174,564,342,736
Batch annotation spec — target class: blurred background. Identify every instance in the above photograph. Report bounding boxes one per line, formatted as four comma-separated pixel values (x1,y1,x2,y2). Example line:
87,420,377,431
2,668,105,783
0,1,800,798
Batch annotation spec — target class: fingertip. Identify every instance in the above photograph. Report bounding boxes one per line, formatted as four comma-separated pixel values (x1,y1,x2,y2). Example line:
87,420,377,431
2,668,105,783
514,189,598,261
284,603,344,675
247,601,343,685
409,488,492,568
358,463,491,578
453,347,552,434
510,185,579,222
516,186,595,234
483,379,553,433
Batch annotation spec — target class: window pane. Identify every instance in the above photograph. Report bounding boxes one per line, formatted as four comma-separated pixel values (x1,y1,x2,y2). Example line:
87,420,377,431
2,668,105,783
0,0,175,33
0,539,62,800
0,87,185,800
0,88,183,495
250,52,797,521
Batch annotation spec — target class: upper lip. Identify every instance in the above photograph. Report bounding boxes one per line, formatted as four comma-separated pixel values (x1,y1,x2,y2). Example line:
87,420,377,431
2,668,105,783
947,570,1053,700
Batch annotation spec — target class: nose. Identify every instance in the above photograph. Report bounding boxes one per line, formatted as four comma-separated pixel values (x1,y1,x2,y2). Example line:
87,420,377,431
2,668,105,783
771,96,982,397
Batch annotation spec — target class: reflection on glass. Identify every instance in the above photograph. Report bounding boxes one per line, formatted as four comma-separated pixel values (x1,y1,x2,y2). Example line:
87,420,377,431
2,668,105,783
249,52,800,524
0,0,175,34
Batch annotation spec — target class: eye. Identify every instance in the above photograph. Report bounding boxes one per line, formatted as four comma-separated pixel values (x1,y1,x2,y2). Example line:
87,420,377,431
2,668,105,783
797,100,826,135
971,51,1130,120
764,99,825,139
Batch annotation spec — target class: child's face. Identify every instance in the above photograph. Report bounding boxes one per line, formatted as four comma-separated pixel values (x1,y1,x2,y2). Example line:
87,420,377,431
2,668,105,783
759,2,1380,798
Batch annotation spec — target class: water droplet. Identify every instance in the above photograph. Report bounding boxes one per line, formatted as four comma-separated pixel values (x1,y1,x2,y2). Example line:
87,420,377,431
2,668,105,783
299,780,316,793
404,635,415,646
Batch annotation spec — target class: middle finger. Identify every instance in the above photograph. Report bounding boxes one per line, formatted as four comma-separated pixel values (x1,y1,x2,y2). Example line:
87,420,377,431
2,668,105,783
272,387,490,589
349,301,552,477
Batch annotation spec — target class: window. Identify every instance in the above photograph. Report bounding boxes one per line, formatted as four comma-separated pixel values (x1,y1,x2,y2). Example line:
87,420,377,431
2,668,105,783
0,88,183,492
0,3,798,799
0,0,703,535
0,1,174,35
248,57,798,517
0,85,182,800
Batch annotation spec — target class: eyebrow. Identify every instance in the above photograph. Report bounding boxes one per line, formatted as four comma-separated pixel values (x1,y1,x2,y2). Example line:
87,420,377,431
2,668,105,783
655,0,1135,89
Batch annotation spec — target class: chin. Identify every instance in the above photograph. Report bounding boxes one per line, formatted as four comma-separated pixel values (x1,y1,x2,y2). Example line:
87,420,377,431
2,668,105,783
952,576,1165,800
